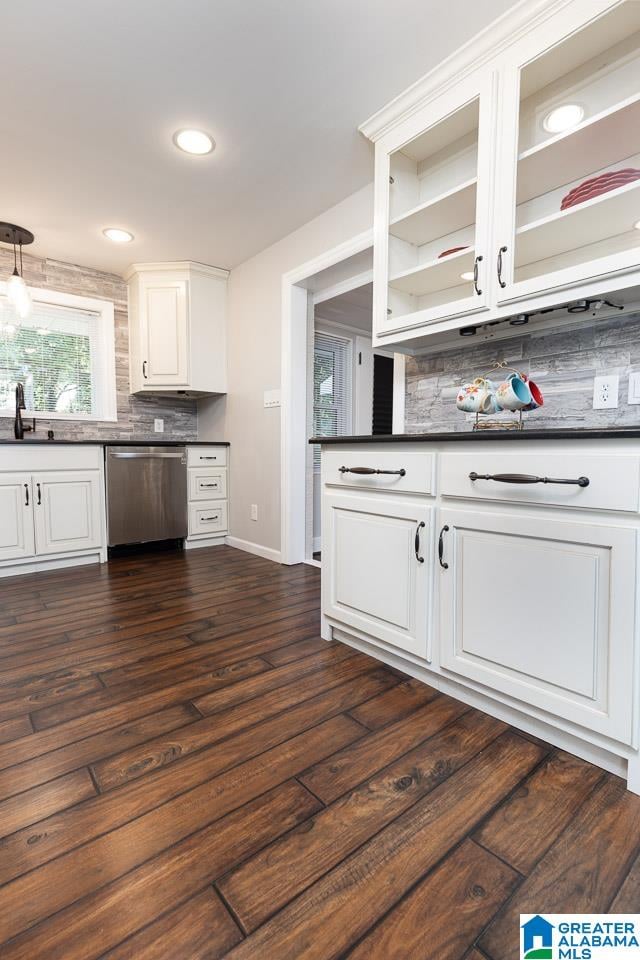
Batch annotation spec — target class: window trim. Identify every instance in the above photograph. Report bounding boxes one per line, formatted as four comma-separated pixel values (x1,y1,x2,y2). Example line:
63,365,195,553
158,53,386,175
0,282,117,422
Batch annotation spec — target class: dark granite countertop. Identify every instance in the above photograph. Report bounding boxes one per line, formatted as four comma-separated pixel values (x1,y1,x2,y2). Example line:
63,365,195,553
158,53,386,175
310,428,640,444
0,439,229,446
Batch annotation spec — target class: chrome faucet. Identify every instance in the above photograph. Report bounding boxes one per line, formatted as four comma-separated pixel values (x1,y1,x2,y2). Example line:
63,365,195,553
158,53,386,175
14,383,36,440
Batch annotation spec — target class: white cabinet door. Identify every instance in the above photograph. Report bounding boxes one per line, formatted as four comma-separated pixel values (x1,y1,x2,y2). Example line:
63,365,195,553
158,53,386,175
438,507,637,745
140,278,189,387
494,2,640,307
373,70,498,343
34,472,102,556
323,491,432,659
0,474,35,562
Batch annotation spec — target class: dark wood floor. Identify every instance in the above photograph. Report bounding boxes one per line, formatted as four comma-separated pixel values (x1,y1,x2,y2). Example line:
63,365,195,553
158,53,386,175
0,546,638,960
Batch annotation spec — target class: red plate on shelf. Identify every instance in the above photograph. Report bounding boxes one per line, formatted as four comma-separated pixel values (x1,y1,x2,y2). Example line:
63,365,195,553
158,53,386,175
438,245,469,258
561,168,640,211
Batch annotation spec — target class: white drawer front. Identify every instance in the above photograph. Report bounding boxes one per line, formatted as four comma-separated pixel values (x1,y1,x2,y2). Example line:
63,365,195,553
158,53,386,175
440,451,640,512
189,500,228,536
187,446,227,468
323,449,435,497
188,468,227,502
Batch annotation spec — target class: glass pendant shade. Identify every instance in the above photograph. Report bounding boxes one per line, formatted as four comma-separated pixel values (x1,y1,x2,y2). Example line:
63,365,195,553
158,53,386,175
6,270,33,320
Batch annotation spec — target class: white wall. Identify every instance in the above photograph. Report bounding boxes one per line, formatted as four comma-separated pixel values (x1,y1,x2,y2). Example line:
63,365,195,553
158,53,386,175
198,183,374,557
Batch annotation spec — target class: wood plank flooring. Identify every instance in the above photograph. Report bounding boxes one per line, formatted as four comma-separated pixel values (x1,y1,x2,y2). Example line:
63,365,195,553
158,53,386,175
0,545,637,959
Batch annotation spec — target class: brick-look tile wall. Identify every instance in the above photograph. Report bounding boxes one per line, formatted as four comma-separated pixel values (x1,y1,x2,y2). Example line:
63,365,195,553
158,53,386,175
0,248,197,440
404,309,640,433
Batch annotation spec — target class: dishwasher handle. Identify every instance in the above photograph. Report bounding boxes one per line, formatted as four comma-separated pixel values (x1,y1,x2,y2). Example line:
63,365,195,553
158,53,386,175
109,451,186,460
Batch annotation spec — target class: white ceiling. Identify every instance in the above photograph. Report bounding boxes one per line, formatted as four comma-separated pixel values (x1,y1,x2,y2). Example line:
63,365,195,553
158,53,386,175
3,0,518,276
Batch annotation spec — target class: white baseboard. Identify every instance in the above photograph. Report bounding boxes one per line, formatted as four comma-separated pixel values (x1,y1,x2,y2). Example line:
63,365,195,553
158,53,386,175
0,552,102,579
225,535,282,564
184,535,227,550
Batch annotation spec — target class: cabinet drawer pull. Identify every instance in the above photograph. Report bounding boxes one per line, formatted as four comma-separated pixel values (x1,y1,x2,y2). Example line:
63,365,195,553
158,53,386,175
497,245,507,288
24,483,29,507
339,466,406,477
36,482,42,505
201,515,219,522
473,255,483,296
200,483,218,488
414,521,425,564
200,456,217,460
142,360,148,379
438,524,449,570
469,471,590,487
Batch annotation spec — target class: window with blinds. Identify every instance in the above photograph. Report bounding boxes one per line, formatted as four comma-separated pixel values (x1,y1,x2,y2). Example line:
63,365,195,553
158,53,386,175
313,330,351,469
0,296,101,417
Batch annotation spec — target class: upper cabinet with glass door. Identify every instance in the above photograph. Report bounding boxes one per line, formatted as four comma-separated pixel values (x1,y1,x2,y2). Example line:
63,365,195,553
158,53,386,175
497,1,640,303
373,74,497,340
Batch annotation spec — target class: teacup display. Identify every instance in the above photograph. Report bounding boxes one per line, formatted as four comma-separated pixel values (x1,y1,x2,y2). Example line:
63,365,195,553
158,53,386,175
495,373,532,411
456,378,500,414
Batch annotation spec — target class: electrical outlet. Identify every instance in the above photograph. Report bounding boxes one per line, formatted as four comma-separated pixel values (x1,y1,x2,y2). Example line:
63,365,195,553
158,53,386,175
593,375,619,410
628,372,640,405
154,418,164,433
250,504,258,521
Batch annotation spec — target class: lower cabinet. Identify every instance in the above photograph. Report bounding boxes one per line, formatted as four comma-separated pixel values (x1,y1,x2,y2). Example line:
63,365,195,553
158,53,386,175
323,491,432,659
33,472,103,556
0,474,34,561
438,507,637,745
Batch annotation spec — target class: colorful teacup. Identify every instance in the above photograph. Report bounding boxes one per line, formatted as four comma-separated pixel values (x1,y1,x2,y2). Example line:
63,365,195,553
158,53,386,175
456,378,500,414
523,376,544,411
495,373,532,411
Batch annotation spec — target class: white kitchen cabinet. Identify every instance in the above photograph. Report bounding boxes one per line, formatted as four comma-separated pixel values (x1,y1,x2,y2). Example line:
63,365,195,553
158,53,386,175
438,506,636,745
364,0,640,348
0,445,106,578
373,72,497,340
323,490,433,659
33,471,103,556
495,1,640,307
127,261,228,395
185,444,229,549
0,474,35,562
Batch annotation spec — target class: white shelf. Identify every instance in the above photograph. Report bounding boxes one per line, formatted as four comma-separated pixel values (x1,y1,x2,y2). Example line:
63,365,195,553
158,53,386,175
389,246,474,297
389,178,477,246
515,177,640,266
517,94,640,204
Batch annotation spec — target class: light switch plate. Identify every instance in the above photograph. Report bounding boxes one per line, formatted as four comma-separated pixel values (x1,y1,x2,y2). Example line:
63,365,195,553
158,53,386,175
264,390,281,408
628,372,640,405
593,375,619,409
154,418,164,432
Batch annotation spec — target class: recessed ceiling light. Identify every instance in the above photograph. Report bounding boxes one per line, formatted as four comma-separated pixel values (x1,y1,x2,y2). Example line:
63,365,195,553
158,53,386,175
173,129,215,156
103,227,134,243
460,271,474,281
542,103,584,134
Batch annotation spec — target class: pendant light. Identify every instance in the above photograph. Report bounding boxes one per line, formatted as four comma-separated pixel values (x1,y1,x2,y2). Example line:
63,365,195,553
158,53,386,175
0,222,34,320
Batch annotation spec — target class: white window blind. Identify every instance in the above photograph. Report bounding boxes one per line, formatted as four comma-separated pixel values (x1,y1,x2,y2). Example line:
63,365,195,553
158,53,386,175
313,330,351,469
0,296,102,417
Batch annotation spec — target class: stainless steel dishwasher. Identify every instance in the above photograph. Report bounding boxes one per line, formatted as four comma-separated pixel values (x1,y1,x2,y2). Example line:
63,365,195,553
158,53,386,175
106,445,188,546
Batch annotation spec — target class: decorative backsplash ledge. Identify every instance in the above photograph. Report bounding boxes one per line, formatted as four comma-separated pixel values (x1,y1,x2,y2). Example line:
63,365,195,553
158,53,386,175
404,309,640,434
0,249,198,441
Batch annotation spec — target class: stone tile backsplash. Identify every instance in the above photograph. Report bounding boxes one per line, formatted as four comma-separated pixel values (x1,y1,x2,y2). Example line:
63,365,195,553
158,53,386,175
0,249,198,441
404,310,640,433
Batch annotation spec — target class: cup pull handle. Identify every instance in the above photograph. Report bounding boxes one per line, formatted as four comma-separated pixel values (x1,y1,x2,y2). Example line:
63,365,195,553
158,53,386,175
438,524,449,570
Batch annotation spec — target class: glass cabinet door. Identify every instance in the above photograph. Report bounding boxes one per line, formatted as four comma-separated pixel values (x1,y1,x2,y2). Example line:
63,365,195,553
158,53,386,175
374,75,495,339
498,2,640,302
